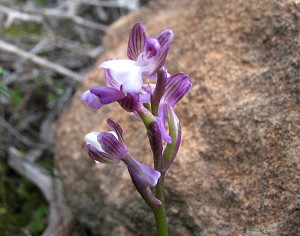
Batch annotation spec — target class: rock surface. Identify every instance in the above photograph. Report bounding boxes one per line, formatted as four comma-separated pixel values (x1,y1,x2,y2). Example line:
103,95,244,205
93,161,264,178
55,0,300,235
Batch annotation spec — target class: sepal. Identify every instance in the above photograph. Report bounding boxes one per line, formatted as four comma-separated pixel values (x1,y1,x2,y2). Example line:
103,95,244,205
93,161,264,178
86,144,120,164
147,121,163,170
106,119,125,143
97,132,128,158
163,73,191,107
151,67,168,115
133,159,161,187
90,86,125,104
118,93,140,112
155,29,173,48
122,155,162,208
127,22,148,60
157,104,172,144
148,45,169,76
81,90,102,110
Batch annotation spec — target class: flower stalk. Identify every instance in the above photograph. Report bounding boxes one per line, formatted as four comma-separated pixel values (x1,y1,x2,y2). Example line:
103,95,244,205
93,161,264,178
153,175,168,236
81,22,191,236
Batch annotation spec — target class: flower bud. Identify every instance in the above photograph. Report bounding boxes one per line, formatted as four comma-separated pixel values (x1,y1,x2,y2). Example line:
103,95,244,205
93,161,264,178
84,131,126,164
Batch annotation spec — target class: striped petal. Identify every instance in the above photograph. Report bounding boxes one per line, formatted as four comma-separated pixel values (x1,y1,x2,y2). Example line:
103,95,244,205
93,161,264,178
90,86,125,104
106,119,124,143
127,22,148,60
86,144,119,164
133,159,161,187
155,29,173,48
157,104,172,144
148,45,170,76
97,132,128,158
118,93,140,112
81,90,103,110
163,73,191,107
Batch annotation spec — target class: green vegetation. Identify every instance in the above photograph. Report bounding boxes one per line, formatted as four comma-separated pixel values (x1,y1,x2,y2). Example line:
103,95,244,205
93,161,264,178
0,1,148,234
1,22,44,37
0,162,48,236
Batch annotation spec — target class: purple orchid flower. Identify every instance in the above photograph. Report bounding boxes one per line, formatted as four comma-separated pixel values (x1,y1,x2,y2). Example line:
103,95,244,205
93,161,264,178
141,70,191,144
158,73,191,141
84,119,161,207
99,22,173,93
143,71,191,172
158,73,191,172
82,23,173,112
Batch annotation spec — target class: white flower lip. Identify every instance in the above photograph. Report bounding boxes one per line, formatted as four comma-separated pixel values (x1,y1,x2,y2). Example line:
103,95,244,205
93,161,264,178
84,131,118,152
99,59,147,93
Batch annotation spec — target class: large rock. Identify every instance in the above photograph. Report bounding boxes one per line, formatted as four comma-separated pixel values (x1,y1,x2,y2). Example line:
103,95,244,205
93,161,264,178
55,0,300,235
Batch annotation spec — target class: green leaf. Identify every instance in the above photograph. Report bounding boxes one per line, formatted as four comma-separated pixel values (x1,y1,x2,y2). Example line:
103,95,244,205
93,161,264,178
0,82,10,99
0,67,4,76
11,89,21,108
26,205,48,235
16,182,29,199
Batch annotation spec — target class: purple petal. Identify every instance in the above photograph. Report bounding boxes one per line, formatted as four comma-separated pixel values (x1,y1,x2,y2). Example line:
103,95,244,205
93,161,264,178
139,93,151,103
143,38,160,59
133,159,161,187
147,121,163,170
148,45,169,76
152,67,168,114
142,83,156,95
97,132,127,158
127,22,148,60
106,119,124,143
90,86,125,104
155,29,173,48
81,90,103,110
122,155,162,208
157,104,172,144
164,73,192,107
87,144,120,164
118,93,140,112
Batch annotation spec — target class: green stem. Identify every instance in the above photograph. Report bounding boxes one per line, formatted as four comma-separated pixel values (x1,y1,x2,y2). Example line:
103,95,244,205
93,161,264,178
153,176,168,236
137,107,155,129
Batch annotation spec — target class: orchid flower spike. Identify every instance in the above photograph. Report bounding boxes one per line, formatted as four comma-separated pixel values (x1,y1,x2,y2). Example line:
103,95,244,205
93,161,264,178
99,22,173,93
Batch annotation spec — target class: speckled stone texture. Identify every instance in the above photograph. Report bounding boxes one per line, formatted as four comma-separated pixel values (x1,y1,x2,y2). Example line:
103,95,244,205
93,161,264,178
55,0,300,235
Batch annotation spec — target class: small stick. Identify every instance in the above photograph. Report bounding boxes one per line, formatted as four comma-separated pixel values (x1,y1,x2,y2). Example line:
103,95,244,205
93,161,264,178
0,39,81,81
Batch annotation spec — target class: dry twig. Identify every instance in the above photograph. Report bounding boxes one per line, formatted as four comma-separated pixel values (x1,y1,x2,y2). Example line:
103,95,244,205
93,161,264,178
0,39,81,80
0,5,42,27
0,116,47,149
